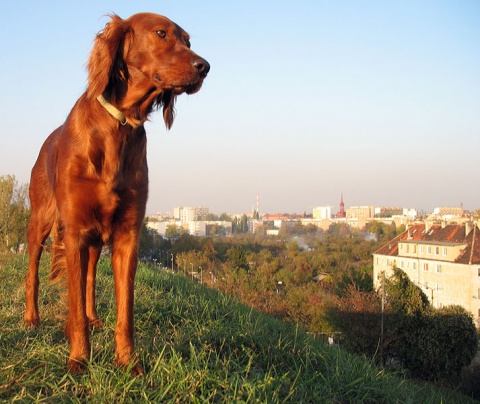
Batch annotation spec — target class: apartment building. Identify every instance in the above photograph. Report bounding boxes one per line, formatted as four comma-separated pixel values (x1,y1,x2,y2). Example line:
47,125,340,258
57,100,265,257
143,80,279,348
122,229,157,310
346,206,375,220
313,206,333,220
174,206,210,222
373,222,480,327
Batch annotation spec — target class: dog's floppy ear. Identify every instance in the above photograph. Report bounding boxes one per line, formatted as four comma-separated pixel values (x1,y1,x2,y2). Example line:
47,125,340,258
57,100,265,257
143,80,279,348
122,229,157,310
87,14,129,100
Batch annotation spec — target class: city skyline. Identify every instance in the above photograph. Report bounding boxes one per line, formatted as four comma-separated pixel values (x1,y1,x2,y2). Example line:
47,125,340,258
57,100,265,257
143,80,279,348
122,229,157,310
150,196,471,217
1,1,478,215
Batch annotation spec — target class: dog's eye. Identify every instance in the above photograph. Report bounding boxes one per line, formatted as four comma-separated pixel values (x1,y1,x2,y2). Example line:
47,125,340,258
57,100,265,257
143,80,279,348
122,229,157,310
156,30,167,38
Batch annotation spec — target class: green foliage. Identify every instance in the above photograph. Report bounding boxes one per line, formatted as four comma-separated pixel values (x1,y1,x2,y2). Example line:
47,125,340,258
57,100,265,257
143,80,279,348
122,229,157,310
165,224,180,238
380,269,478,381
365,221,397,244
326,222,351,238
139,220,171,261
171,233,201,254
395,306,478,381
325,285,382,358
226,245,249,271
460,359,480,400
327,266,478,384
0,254,476,403
384,267,430,316
232,214,249,234
0,175,30,252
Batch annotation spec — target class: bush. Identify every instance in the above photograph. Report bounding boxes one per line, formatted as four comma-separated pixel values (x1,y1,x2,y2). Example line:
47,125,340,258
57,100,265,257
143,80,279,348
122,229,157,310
325,285,382,358
395,305,478,381
460,360,480,400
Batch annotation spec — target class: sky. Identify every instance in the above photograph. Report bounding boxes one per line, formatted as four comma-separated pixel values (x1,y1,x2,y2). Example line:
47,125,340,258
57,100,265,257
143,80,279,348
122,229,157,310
1,1,479,215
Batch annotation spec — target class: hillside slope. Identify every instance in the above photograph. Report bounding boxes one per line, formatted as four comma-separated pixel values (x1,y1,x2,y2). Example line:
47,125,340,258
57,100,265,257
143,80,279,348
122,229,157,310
0,254,476,403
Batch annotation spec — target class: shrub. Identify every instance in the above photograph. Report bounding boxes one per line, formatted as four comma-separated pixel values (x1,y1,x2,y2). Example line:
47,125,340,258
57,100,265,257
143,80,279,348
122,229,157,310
395,305,478,381
460,360,480,400
325,284,382,358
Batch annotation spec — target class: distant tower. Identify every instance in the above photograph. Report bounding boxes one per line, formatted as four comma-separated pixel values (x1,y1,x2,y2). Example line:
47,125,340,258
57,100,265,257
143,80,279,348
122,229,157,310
337,193,346,218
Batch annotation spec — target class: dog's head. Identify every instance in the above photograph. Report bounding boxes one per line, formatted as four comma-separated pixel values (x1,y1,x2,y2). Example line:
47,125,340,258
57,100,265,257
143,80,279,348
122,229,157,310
87,13,210,128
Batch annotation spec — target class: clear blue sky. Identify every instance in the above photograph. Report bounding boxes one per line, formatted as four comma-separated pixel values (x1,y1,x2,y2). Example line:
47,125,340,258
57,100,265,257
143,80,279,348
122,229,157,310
1,1,479,215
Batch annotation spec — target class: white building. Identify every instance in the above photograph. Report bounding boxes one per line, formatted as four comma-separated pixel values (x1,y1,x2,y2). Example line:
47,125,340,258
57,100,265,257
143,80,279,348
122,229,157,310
174,206,210,222
373,222,480,328
313,206,332,220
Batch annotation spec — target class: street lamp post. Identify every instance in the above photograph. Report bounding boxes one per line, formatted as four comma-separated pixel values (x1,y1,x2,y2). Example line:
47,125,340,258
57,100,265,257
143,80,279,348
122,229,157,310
199,266,202,284
171,253,174,272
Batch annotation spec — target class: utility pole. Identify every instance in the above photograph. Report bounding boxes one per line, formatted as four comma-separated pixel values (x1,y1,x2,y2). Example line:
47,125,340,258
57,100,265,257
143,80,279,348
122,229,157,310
380,271,385,367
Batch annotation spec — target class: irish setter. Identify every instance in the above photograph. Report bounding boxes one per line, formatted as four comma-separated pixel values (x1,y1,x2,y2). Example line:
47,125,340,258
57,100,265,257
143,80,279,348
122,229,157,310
24,12,209,375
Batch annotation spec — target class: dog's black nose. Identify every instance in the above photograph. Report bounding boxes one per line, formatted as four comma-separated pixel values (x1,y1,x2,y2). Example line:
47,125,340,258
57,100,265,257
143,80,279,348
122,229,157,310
193,57,210,76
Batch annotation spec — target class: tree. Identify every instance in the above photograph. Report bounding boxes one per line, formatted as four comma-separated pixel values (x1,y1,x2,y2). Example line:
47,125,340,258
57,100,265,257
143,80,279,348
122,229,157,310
138,220,171,261
232,214,249,234
384,267,430,316
0,175,30,252
382,268,477,381
365,221,397,244
226,245,249,271
218,212,232,221
325,284,382,357
165,224,180,238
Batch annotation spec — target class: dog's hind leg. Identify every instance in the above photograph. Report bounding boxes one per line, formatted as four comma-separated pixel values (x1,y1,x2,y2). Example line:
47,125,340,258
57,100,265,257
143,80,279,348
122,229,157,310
86,246,102,328
24,205,54,327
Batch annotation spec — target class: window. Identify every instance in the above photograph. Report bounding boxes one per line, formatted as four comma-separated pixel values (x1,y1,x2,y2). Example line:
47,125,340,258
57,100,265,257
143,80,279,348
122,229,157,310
406,244,409,253
435,246,440,255
413,262,417,270
412,245,416,253
442,247,447,256
422,262,429,271
435,264,442,273
427,246,432,254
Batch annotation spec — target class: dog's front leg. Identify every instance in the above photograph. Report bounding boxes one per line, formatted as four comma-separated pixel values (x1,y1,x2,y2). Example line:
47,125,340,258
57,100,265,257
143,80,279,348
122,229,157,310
111,231,143,375
64,232,90,373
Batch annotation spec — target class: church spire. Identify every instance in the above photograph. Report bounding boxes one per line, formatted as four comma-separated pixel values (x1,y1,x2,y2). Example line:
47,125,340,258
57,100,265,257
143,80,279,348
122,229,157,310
338,193,346,218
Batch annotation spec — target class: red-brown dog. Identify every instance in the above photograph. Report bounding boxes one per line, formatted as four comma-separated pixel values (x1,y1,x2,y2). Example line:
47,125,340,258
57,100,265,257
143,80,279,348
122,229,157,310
24,12,209,374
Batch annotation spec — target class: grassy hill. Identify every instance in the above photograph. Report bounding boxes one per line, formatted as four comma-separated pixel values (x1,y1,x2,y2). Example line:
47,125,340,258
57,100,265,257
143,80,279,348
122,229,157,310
0,254,476,403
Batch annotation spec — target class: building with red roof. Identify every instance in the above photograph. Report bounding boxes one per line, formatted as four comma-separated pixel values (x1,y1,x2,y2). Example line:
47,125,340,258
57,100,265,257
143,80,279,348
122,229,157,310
373,221,480,327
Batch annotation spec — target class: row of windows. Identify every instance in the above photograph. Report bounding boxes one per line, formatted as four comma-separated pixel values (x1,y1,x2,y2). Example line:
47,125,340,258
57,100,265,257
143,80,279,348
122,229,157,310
400,243,448,256
377,258,480,277
377,256,480,278
399,260,443,273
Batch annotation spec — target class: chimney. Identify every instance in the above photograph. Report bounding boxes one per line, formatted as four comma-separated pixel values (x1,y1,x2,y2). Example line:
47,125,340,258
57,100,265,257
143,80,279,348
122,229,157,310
425,220,432,233
465,221,473,236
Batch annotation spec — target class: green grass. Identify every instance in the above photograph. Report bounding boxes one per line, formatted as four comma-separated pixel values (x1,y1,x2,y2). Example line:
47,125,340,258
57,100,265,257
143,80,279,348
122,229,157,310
0,253,476,403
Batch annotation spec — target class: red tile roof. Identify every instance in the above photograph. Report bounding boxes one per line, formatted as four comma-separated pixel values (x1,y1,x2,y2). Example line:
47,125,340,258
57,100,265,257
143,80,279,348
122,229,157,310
374,223,480,265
